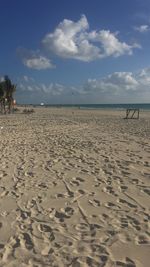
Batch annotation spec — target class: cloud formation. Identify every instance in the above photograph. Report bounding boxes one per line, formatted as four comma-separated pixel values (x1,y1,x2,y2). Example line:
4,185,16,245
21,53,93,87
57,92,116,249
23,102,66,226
42,15,100,61
138,67,150,85
16,67,150,104
42,15,140,62
134,24,150,33
23,55,54,70
17,48,55,70
84,72,138,93
18,77,67,95
18,15,140,69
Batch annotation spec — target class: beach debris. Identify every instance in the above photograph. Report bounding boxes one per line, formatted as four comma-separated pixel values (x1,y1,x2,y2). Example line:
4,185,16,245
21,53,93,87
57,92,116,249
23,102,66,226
22,108,35,114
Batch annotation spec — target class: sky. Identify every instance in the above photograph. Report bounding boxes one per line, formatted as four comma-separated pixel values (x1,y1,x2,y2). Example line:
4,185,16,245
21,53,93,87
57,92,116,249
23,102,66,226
0,0,150,104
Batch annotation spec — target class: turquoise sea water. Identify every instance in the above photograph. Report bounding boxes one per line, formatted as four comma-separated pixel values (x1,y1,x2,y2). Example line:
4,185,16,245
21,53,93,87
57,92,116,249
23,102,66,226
42,103,150,110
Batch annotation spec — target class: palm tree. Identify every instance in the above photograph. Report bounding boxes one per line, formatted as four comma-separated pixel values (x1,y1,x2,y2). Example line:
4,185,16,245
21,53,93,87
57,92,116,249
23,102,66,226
5,76,16,113
0,75,16,114
0,81,6,113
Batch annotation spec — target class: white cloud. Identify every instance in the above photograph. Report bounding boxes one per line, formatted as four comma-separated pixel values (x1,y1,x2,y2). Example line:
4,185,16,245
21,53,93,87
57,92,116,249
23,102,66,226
104,72,138,90
27,85,35,92
134,24,150,33
18,80,66,96
16,67,150,104
83,72,139,96
42,15,140,61
17,48,55,70
42,15,100,61
95,31,140,57
18,15,140,68
23,75,34,82
43,15,88,55
23,75,29,82
23,55,54,70
137,67,150,85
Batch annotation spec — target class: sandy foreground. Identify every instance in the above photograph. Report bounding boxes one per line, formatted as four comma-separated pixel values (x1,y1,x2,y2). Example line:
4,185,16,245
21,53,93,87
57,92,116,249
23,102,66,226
0,107,149,267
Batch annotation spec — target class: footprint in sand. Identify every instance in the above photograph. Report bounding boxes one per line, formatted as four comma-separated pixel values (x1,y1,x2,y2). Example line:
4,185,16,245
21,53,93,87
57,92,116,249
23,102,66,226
75,223,89,232
38,224,55,241
132,178,140,184
90,243,109,256
85,255,108,267
71,180,80,186
142,188,150,196
127,215,141,231
19,232,34,250
120,217,129,228
51,206,75,222
2,236,20,261
71,176,85,186
135,234,150,245
56,193,67,198
118,198,137,208
121,170,131,176
88,199,101,207
103,186,118,196
37,182,48,189
18,208,31,220
78,189,86,195
105,202,121,210
114,258,136,267
119,185,128,192
38,224,52,233
0,171,7,178
75,223,101,240
64,206,74,216
113,175,124,185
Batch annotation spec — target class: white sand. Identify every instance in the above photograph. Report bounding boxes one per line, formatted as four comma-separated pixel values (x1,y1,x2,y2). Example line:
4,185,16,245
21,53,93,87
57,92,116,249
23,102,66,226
0,108,149,267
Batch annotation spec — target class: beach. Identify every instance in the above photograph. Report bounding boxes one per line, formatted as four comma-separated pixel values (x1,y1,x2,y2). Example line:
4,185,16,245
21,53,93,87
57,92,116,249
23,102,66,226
0,107,149,267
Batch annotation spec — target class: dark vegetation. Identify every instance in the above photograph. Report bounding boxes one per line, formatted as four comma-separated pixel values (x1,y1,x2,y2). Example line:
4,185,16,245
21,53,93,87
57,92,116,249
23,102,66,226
0,75,16,114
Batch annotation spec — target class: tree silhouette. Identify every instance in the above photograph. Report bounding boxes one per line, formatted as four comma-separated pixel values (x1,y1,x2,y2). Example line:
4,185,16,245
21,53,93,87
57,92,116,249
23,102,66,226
0,75,16,114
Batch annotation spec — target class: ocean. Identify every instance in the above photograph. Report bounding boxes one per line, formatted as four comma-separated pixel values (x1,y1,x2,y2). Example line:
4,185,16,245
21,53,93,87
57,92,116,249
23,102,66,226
41,103,150,110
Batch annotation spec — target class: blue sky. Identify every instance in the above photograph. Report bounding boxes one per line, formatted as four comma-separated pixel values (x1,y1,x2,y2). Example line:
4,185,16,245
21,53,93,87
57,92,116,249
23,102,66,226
0,0,150,104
